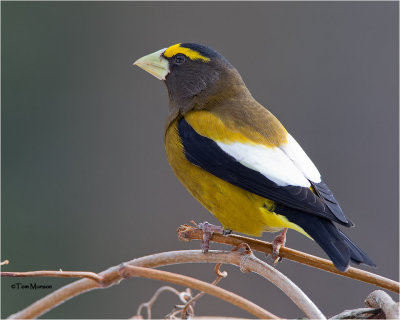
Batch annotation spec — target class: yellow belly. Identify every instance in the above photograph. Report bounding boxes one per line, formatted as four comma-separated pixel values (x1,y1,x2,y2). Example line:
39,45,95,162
165,119,308,237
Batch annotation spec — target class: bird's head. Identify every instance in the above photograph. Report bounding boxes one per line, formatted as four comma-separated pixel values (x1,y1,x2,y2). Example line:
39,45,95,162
134,43,250,112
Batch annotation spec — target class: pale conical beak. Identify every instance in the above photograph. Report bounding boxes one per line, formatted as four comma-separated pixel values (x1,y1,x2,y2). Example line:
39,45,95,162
133,48,169,80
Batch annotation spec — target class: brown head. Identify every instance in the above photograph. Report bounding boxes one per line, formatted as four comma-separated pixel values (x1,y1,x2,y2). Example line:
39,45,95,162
134,43,252,117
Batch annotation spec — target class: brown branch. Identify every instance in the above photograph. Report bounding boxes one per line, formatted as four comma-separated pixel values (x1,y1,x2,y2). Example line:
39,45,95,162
178,225,400,293
5,250,324,319
119,264,278,319
1,271,102,283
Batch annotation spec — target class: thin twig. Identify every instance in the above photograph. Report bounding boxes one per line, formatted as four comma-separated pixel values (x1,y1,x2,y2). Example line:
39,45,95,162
177,225,400,293
1,271,102,283
135,286,191,319
329,307,382,319
166,306,193,320
6,250,323,319
181,263,228,318
119,264,278,319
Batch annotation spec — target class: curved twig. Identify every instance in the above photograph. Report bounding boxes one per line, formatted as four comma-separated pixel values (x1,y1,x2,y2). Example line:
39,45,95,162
177,225,399,293
180,263,227,318
135,285,190,319
119,264,278,319
7,250,324,319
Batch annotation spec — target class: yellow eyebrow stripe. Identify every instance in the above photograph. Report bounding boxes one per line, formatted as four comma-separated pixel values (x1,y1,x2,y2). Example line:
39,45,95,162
163,43,210,62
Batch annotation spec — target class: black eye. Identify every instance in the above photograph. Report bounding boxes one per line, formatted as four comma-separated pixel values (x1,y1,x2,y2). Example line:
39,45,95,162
174,54,186,64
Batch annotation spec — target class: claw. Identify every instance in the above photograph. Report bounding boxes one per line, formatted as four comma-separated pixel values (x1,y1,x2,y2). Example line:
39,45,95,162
197,221,224,253
272,228,288,265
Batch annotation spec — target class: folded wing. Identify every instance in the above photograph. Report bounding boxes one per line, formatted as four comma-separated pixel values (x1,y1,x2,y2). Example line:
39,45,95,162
178,115,351,226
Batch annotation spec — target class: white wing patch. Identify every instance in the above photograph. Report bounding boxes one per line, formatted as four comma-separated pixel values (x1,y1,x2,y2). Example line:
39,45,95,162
216,142,311,187
279,134,321,183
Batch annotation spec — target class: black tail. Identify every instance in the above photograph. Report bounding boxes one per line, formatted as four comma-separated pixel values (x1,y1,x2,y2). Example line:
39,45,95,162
281,209,376,271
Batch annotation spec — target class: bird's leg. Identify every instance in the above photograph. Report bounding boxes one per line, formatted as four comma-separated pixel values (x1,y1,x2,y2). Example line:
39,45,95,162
197,221,224,253
272,228,288,264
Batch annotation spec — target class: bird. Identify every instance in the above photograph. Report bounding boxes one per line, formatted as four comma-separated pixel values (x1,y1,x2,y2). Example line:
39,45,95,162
133,42,375,272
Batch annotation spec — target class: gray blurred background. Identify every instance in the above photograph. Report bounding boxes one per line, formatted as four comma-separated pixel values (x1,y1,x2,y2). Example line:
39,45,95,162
2,1,398,318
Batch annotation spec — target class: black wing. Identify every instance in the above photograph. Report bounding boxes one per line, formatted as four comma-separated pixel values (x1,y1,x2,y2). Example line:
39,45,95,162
178,117,352,227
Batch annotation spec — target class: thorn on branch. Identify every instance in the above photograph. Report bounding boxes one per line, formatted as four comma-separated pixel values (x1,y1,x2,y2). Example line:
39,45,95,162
1,260,10,266
190,220,198,228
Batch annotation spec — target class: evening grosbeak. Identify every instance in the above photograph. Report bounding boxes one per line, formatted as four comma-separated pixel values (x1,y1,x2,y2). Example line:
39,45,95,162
134,43,375,272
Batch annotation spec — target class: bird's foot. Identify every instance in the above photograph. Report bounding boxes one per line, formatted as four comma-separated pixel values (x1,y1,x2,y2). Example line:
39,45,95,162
272,228,288,265
196,221,224,253
222,228,233,235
